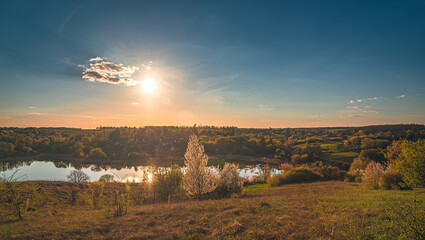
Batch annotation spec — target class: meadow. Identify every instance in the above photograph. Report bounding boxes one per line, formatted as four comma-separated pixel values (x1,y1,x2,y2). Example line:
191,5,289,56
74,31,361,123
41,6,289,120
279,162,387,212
1,181,424,239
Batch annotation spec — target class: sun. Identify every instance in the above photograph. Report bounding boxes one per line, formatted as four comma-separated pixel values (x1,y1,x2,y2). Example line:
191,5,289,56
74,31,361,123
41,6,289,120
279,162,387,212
140,78,156,94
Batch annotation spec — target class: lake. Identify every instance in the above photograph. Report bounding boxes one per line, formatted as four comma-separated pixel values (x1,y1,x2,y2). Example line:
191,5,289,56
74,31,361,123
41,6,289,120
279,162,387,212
1,160,282,182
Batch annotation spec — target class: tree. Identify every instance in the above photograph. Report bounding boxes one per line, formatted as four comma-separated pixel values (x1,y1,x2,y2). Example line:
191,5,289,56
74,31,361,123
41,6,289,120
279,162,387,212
215,163,244,197
67,170,90,182
183,134,217,200
88,148,107,159
385,139,425,188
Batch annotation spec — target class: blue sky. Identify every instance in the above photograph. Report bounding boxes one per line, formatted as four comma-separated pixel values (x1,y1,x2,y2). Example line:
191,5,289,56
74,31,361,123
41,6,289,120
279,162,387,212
0,0,424,128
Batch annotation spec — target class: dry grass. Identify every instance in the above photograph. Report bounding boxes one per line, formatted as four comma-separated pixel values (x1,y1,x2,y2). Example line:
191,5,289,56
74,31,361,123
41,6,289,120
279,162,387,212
1,181,424,239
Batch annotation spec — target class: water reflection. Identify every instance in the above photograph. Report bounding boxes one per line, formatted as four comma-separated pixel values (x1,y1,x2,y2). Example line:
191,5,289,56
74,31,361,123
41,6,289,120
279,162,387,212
1,160,281,182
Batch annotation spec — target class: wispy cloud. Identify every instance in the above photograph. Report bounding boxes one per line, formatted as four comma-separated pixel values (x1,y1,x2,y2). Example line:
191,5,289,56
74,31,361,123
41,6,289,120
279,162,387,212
349,114,363,118
27,112,47,116
346,106,360,109
396,94,407,98
348,97,380,104
0,116,10,119
367,97,378,100
80,58,139,85
363,110,379,114
27,106,36,109
89,57,103,62
132,102,140,105
194,74,239,104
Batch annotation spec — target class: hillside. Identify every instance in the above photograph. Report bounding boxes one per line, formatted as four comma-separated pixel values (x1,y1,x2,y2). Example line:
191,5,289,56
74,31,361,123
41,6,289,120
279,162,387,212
1,181,424,239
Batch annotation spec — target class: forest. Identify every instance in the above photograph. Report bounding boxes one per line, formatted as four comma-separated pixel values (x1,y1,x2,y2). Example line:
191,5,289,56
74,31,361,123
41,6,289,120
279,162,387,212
1,124,424,164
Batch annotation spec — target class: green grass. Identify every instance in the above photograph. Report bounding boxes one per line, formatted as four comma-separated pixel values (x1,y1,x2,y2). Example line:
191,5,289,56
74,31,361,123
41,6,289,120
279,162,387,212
320,141,342,151
242,183,269,194
1,181,424,239
322,152,359,164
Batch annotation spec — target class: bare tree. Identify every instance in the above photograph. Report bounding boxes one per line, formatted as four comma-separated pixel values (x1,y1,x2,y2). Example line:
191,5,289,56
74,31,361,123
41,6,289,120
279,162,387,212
183,134,217,200
67,170,90,182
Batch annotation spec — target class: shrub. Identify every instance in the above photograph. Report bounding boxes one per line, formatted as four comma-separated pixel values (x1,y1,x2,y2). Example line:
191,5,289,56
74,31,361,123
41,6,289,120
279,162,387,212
0,170,26,220
280,163,294,171
379,169,407,190
89,182,104,208
267,167,323,187
152,166,183,202
128,182,147,205
88,148,107,159
350,157,367,171
214,163,244,198
318,166,345,181
112,191,129,217
362,161,385,190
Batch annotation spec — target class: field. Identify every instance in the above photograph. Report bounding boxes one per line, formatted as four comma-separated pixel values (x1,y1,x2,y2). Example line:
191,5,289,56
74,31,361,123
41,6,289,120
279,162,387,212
322,152,359,164
1,181,424,239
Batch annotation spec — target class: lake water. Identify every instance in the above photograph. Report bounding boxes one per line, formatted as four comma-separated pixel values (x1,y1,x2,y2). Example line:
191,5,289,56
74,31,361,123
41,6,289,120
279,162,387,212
1,161,282,182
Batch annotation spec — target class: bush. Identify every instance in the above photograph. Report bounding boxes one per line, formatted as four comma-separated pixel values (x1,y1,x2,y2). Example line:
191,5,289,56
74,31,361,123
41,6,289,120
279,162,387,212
318,166,345,181
362,161,385,190
379,170,407,190
152,166,183,202
267,167,323,187
112,191,129,217
350,157,367,171
88,148,107,159
89,182,104,208
214,163,244,198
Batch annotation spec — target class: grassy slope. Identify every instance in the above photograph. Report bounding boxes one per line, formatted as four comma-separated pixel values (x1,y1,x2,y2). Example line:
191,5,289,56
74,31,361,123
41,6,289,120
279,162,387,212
1,181,424,239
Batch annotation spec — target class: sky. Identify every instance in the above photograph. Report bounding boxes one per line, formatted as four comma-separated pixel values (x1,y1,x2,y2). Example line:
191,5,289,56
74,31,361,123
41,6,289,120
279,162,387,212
1,0,425,128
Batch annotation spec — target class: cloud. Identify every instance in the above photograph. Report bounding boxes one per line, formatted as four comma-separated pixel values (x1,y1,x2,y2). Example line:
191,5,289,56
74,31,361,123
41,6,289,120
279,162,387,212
367,97,378,100
346,106,360,109
349,97,380,104
27,112,47,116
0,116,10,119
349,114,363,118
132,102,140,105
365,106,372,108
27,106,36,109
81,58,139,85
396,94,407,98
89,57,103,62
363,110,379,114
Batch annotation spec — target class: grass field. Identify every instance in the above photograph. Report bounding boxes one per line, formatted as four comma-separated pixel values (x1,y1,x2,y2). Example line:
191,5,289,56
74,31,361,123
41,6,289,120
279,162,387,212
319,141,342,151
322,152,359,164
1,181,424,239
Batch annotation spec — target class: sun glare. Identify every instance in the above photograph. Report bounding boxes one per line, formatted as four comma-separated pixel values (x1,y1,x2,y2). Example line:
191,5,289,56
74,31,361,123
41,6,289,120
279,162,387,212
140,78,156,94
